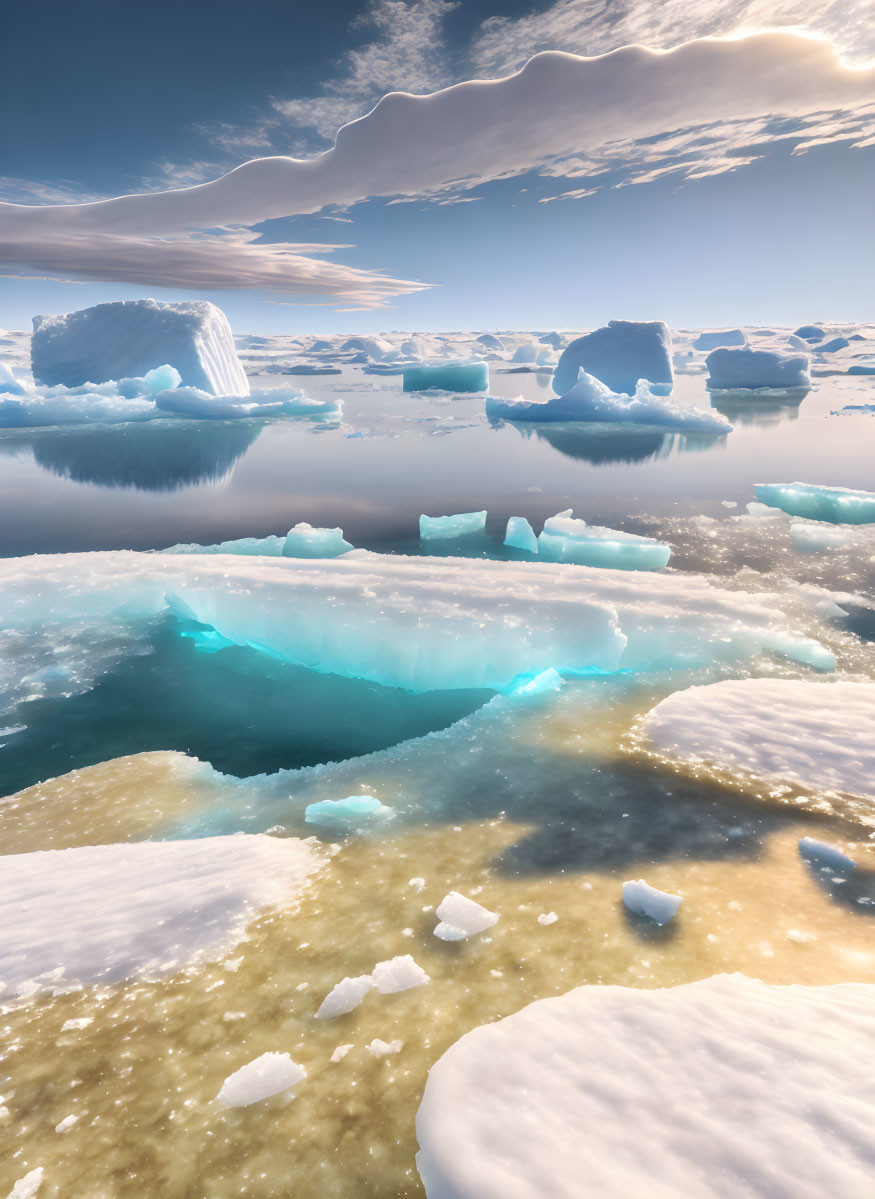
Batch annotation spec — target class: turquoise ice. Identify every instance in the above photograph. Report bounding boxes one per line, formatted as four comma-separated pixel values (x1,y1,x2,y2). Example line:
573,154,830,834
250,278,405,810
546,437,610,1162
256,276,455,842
537,510,671,570
403,361,489,393
304,795,392,825
754,482,875,524
504,516,538,553
282,523,354,558
420,511,487,540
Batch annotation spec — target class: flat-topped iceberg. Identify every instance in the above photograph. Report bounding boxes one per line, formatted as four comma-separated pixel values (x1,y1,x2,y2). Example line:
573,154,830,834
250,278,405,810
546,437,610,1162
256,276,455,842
487,369,730,433
403,362,489,392
552,319,673,397
692,328,746,351
706,346,810,390
31,299,249,395
420,511,487,540
537,510,671,570
415,975,875,1199
283,522,354,558
154,385,336,420
754,482,875,524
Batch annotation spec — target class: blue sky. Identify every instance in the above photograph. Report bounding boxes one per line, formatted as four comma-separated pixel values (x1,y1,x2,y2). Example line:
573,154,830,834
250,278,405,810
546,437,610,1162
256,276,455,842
0,0,873,332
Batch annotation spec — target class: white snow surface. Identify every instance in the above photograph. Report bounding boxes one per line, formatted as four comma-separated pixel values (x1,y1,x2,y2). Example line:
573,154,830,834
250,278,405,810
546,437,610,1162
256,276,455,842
216,1052,306,1107
31,300,249,395
642,678,875,802
5,1169,44,1199
0,834,321,996
416,974,875,1199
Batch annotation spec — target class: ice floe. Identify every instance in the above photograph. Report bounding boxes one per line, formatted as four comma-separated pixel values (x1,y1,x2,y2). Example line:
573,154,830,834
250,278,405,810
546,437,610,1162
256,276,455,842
537,510,671,570
403,362,489,393
755,482,875,525
415,974,875,1199
433,891,498,940
420,511,487,540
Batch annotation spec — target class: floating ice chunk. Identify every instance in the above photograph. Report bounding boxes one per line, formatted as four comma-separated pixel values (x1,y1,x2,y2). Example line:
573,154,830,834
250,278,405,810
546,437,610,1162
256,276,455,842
61,1017,93,1032
692,329,746,351
367,1038,403,1057
54,1115,78,1133
642,679,875,805
371,955,430,993
511,343,538,363
5,1168,43,1199
754,482,875,525
420,511,487,540
283,523,354,559
408,877,426,892
706,346,810,390
216,1052,305,1107
0,386,158,428
537,912,558,925
789,521,851,552
487,369,730,433
0,361,27,395
162,535,287,557
0,835,321,996
552,320,673,397
330,1043,354,1063
504,516,538,553
622,879,682,924
304,795,392,825
31,300,248,395
798,837,856,872
403,362,489,393
434,891,498,940
315,974,376,1019
415,975,875,1199
537,510,671,571
154,385,335,420
512,668,563,697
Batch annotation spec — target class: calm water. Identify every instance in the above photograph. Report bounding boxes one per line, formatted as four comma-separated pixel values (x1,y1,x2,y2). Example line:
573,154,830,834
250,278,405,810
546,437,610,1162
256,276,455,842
1,367,873,556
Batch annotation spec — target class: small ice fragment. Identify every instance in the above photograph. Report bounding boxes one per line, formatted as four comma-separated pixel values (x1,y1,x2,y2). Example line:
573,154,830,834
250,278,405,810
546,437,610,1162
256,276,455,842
6,1168,44,1199
798,837,856,872
512,668,563,697
504,516,538,553
330,1044,353,1063
367,1038,403,1057
217,1052,305,1107
60,1017,93,1032
304,795,392,825
754,482,875,525
282,522,354,559
785,929,817,944
403,361,489,393
54,1114,78,1133
538,912,558,926
721,500,737,509
622,879,682,925
420,511,487,540
371,955,430,994
537,510,671,570
434,891,499,940
408,877,426,892
315,974,376,1019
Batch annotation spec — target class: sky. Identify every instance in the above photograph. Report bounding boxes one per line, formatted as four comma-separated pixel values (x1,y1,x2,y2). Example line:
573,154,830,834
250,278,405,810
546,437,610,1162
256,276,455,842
0,0,873,333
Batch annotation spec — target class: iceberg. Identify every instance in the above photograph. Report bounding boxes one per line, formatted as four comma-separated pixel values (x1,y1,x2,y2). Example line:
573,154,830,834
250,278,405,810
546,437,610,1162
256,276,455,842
537,510,671,570
476,333,504,350
283,523,354,558
511,343,538,363
552,319,673,397
504,516,538,553
622,879,682,924
692,328,746,351
415,975,875,1199
304,795,392,824
420,511,487,540
706,346,810,390
216,1053,306,1107
154,385,336,420
0,360,27,394
793,324,824,341
403,362,489,393
487,370,730,433
433,891,498,940
31,300,249,395
754,481,875,524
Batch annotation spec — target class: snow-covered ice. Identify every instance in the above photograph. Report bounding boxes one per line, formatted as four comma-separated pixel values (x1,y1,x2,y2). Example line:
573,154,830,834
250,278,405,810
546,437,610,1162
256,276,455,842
315,974,377,1020
0,834,321,995
371,955,430,993
403,362,489,393
31,300,249,395
0,361,27,395
622,879,682,925
367,1038,403,1057
798,837,856,873
153,384,335,420
504,516,538,553
433,891,498,940
706,346,810,390
5,1169,44,1199
283,523,354,558
420,511,487,540
304,795,392,825
552,320,673,397
415,975,875,1199
216,1052,306,1107
642,679,875,805
754,482,875,525
486,369,730,433
537,510,671,570
692,329,746,351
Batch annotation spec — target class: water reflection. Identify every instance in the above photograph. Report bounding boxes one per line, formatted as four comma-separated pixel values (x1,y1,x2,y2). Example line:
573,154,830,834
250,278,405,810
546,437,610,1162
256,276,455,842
709,388,809,427
496,420,726,465
0,419,263,491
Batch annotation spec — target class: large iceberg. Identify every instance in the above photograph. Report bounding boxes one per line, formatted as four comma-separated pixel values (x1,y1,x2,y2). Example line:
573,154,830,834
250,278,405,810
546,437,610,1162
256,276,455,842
692,328,746,351
754,482,875,524
552,320,673,397
486,369,730,433
705,346,810,390
415,975,875,1199
403,362,489,393
31,300,249,395
537,510,671,571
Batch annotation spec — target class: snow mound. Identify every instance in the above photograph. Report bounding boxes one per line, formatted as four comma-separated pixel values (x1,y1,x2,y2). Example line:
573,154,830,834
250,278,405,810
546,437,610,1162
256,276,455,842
755,482,875,525
692,329,746,351
217,1052,305,1107
706,346,810,390
415,974,875,1199
552,320,673,397
537,510,671,571
0,834,321,996
31,300,249,395
486,369,729,433
642,678,875,805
